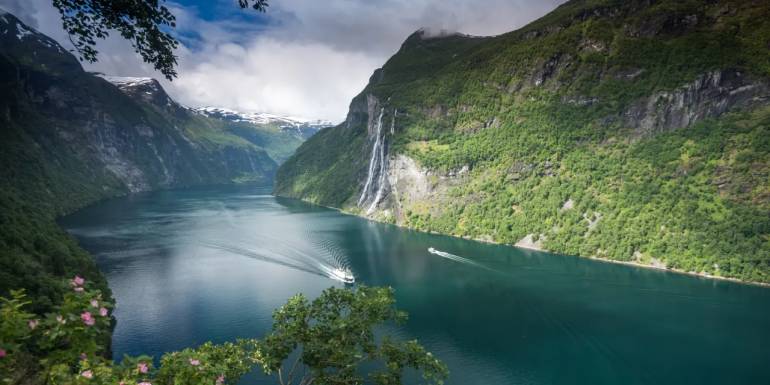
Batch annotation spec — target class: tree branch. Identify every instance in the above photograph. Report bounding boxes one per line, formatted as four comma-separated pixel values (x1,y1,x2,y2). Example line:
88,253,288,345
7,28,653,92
299,374,315,385
287,354,302,385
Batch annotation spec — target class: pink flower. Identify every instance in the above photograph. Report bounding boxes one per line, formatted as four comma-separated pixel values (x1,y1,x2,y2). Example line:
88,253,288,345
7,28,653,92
80,370,93,379
216,374,225,385
81,312,95,326
138,382,152,385
74,287,84,293
99,307,109,317
28,319,39,330
138,362,149,373
90,299,99,308
0,348,6,358
71,276,85,287
189,358,200,366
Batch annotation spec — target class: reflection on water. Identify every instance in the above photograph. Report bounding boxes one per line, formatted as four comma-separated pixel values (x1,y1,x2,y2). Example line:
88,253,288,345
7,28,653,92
61,185,770,385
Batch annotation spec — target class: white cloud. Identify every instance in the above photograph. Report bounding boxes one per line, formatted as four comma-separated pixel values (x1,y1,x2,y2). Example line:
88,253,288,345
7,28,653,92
0,0,564,122
172,38,380,120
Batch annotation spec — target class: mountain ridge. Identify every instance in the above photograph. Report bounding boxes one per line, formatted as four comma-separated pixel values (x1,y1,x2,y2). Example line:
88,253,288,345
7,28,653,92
91,75,332,140
194,106,331,140
276,0,770,283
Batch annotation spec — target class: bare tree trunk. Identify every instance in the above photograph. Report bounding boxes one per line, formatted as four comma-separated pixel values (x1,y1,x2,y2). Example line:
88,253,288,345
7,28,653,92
287,355,302,385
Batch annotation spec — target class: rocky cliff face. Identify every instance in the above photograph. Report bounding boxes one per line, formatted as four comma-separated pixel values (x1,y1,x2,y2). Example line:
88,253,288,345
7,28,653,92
276,0,770,283
622,69,769,135
383,154,468,223
95,75,279,191
0,12,278,195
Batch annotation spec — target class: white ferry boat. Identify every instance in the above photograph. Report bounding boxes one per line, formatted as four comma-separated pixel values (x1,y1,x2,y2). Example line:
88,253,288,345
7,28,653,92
330,267,355,284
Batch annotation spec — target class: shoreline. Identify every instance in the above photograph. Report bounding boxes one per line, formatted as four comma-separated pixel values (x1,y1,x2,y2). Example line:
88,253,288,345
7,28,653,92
277,193,770,289
583,256,770,288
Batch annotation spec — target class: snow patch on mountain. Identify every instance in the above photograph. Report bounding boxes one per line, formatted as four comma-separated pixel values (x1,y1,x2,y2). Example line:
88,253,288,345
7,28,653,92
195,107,332,127
195,107,332,138
95,76,330,141
15,21,32,40
98,76,156,87
0,10,65,53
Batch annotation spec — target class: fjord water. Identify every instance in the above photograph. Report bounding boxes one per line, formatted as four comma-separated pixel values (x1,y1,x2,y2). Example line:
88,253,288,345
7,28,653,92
61,185,770,385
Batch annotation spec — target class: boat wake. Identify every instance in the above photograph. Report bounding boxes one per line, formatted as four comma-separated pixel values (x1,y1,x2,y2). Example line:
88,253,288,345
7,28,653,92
310,236,354,283
200,242,325,278
200,238,355,284
428,247,489,270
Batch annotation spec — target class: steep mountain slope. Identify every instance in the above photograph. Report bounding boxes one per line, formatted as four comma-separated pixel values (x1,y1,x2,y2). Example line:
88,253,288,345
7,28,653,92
0,11,299,310
276,0,770,283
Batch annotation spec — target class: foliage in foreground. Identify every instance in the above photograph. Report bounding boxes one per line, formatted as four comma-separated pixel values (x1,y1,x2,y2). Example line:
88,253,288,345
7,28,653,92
257,286,448,385
0,278,447,385
51,0,269,79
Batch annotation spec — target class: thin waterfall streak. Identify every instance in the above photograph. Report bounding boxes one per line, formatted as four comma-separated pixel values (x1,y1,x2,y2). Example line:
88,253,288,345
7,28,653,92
357,108,385,207
365,109,390,213
390,110,396,135
358,131,379,205
367,139,388,214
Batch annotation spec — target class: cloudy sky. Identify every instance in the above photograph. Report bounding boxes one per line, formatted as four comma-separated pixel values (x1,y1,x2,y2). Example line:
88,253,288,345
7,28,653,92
1,0,564,122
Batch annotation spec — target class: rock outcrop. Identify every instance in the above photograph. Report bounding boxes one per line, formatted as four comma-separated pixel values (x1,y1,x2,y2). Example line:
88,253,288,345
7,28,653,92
623,69,769,135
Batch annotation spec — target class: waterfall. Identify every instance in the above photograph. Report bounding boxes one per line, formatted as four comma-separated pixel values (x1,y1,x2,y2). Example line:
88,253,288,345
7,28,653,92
366,131,388,214
390,110,396,135
357,108,385,207
247,152,257,173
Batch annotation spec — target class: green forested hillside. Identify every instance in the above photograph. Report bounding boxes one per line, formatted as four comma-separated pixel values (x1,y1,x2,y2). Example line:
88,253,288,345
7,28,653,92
276,0,770,282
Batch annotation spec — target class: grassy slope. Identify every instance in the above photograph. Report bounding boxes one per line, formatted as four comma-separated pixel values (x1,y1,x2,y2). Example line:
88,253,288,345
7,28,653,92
276,0,770,282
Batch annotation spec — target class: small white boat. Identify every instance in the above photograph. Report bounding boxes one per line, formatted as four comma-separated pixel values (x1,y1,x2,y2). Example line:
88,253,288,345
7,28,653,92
330,267,355,284
428,247,438,254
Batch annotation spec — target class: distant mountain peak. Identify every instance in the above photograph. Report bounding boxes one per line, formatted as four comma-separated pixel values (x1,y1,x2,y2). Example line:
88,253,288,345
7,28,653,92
194,107,332,139
412,27,480,40
195,106,332,126
97,76,157,87
0,10,67,54
92,75,331,141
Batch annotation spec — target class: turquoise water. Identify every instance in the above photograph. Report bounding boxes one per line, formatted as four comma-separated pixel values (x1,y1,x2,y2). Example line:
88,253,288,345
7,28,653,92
61,185,770,385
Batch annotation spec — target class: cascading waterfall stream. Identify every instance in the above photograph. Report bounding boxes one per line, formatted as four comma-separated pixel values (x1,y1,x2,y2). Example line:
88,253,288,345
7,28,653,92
367,138,388,214
357,107,386,209
390,110,396,135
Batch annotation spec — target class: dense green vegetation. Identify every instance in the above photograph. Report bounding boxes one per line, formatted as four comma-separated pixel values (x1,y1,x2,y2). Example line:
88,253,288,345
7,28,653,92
276,0,770,282
401,107,770,282
277,122,369,205
0,71,122,313
0,280,446,385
